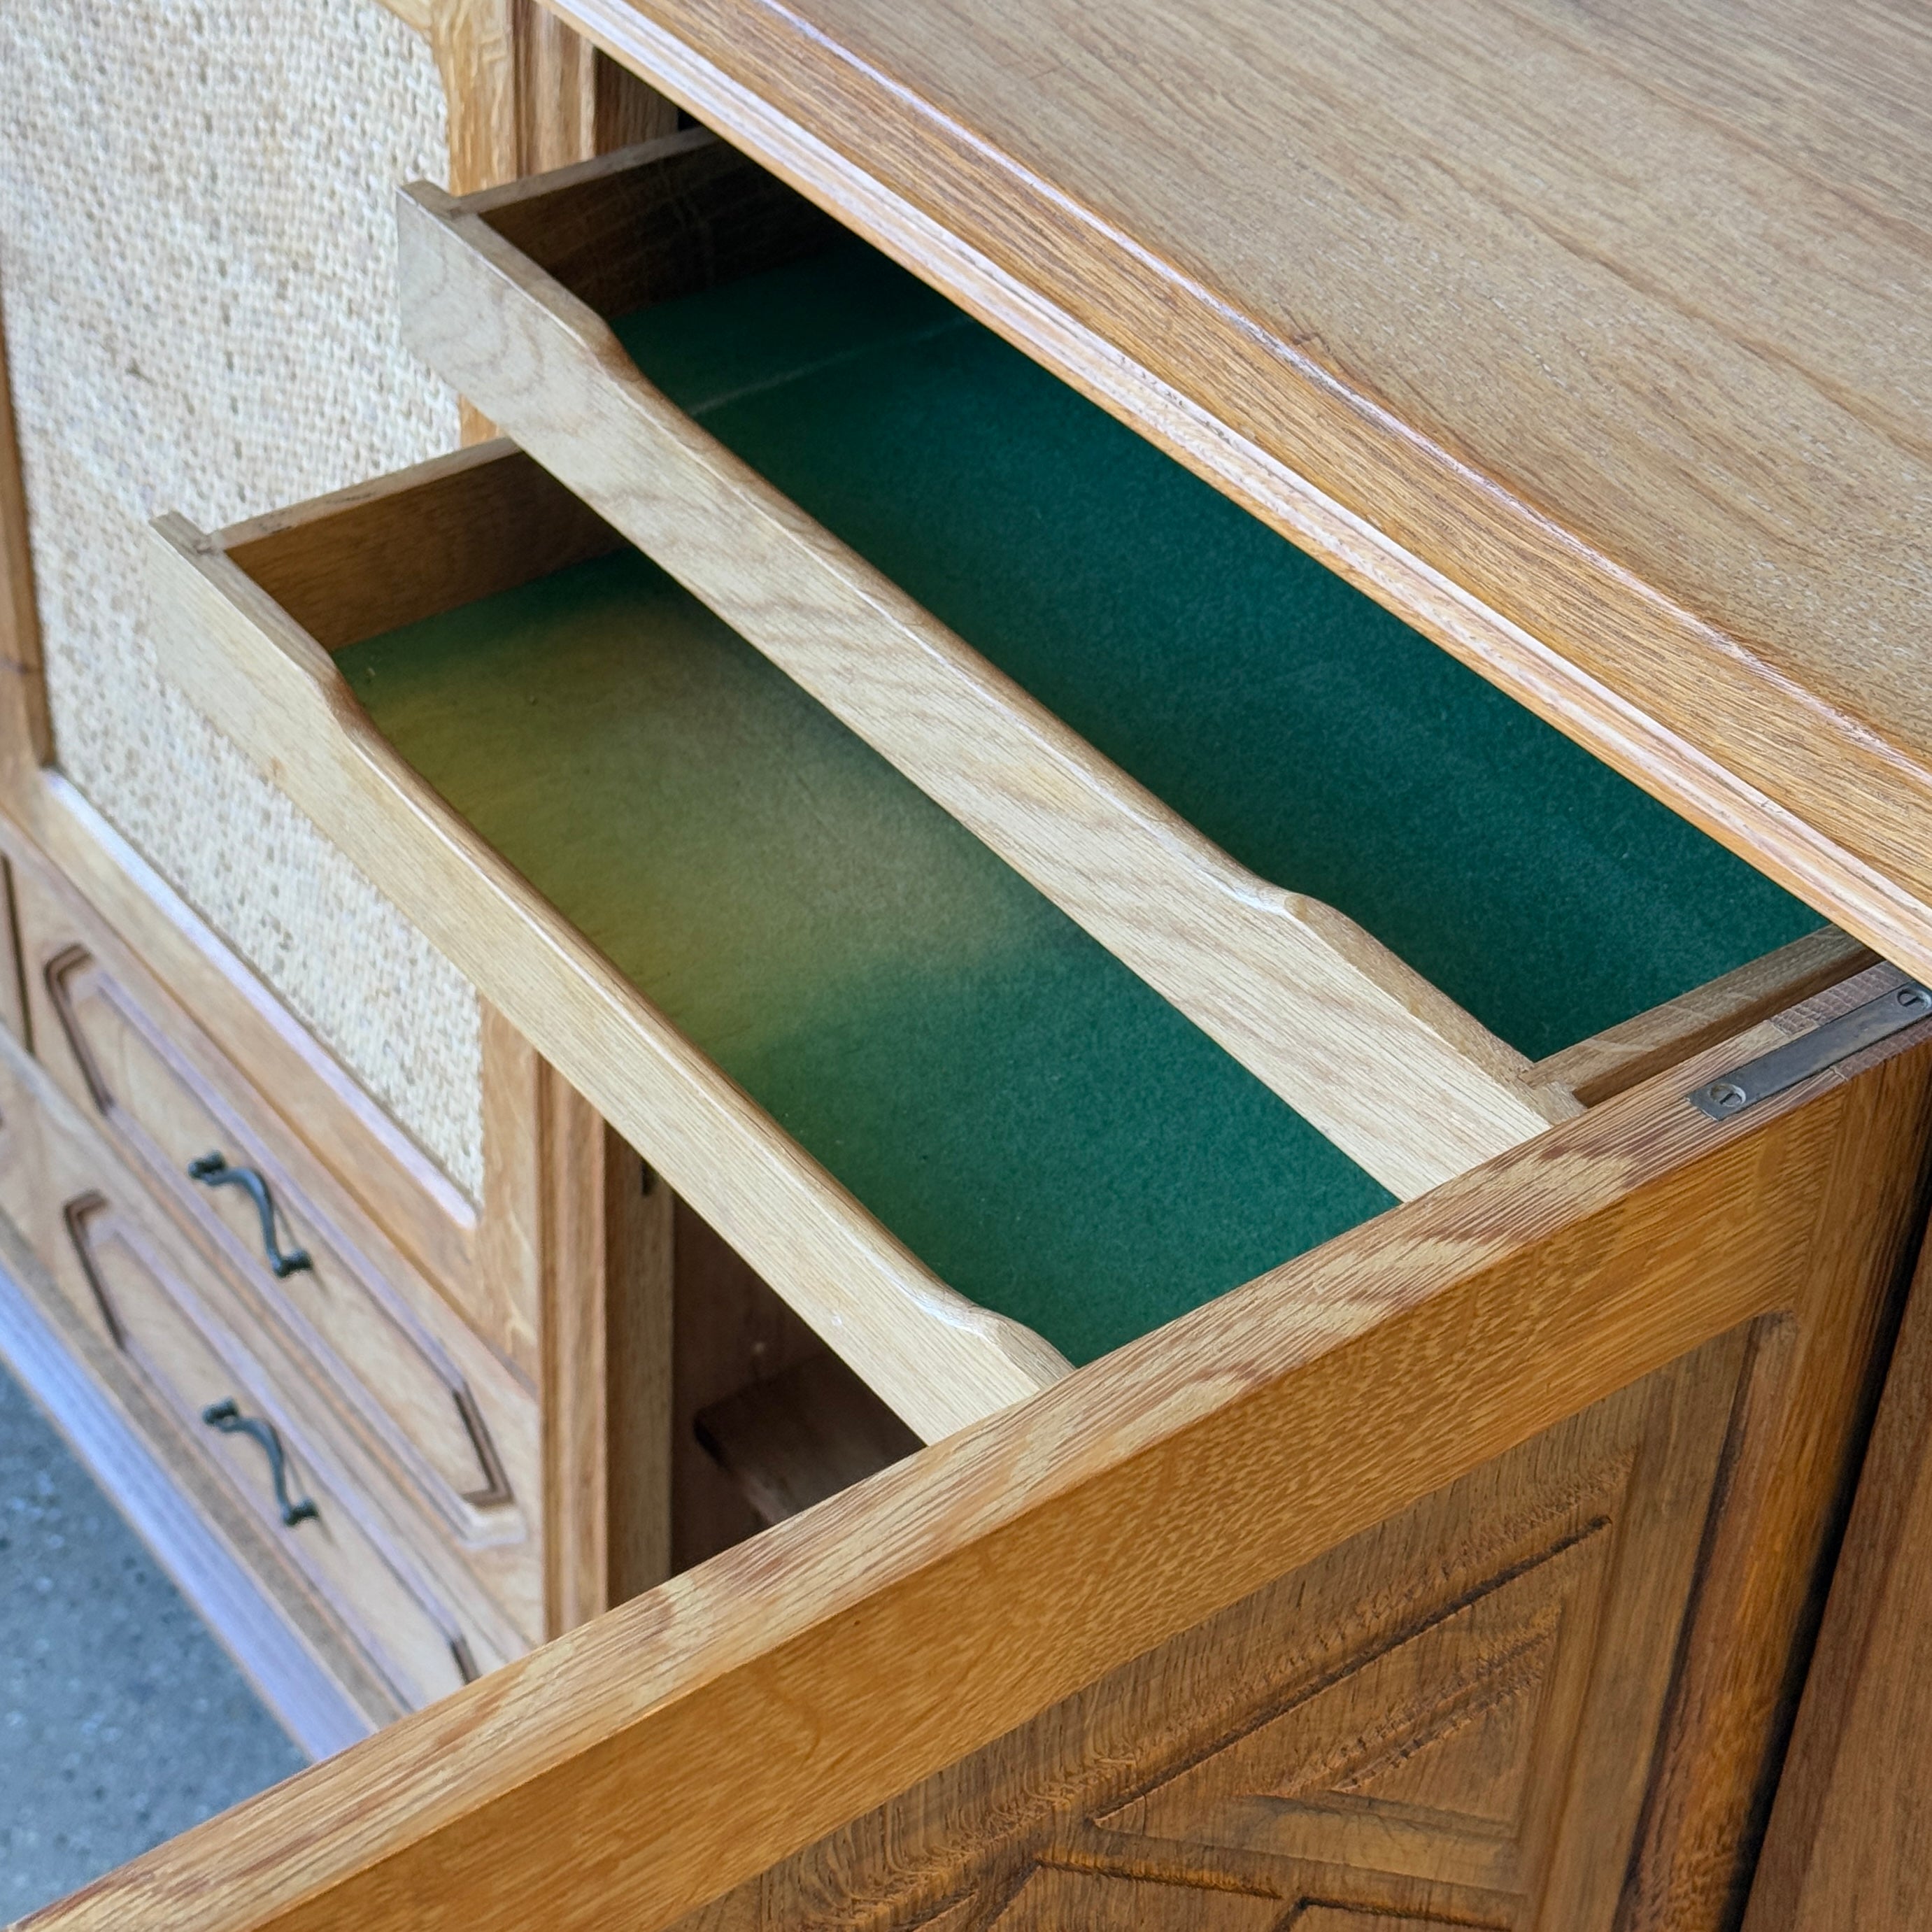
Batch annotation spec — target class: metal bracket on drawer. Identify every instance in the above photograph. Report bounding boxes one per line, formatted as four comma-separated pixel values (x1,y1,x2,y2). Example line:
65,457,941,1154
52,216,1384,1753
1691,982,1932,1120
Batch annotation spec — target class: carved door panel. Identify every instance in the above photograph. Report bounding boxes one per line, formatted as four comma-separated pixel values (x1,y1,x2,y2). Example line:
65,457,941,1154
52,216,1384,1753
683,1331,1747,1932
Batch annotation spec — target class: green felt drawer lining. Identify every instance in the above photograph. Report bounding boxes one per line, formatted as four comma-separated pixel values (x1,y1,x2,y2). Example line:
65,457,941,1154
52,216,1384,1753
339,239,1815,1369
609,239,1818,1064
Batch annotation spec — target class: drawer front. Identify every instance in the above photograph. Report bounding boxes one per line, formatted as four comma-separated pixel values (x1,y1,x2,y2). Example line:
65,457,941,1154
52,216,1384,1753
59,1186,488,1710
37,936,533,1554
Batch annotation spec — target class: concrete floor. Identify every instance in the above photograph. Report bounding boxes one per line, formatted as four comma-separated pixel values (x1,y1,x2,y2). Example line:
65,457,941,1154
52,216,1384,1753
0,1366,305,1922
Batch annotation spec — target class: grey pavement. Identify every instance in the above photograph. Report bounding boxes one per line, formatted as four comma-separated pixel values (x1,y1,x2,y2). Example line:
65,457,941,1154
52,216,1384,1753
0,1365,304,1922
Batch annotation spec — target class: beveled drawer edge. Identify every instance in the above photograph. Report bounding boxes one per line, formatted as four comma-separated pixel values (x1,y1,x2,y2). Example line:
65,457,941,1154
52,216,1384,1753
0,792,481,1304
60,1193,501,1709
1,1021,534,1666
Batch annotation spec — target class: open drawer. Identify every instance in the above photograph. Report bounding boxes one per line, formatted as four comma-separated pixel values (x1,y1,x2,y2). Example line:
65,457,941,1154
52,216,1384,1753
149,432,1869,1443
392,131,1842,1199
39,972,1932,1931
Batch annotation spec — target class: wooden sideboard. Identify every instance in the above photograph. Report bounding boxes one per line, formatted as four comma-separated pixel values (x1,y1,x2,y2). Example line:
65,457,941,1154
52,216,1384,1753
8,2,1932,1929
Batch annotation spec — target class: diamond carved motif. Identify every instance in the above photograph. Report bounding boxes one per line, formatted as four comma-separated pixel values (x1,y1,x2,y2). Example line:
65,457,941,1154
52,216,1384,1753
1096,1523,1615,1900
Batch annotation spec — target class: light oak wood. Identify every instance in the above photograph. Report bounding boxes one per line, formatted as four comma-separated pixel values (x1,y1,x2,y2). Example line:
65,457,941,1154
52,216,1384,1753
669,1195,829,1570
398,144,1579,1201
8,1019,534,1684
222,441,620,654
544,0,1932,993
148,482,1075,1444
4,835,548,1634
473,1006,674,1633
0,852,29,1047
532,1062,676,1628
1533,925,1875,1108
429,0,676,196
31,970,1931,1932
0,288,52,817
1743,1239,1932,1930
429,0,676,440
604,1136,673,1603
62,1188,488,1710
534,1054,607,1632
0,1039,409,1742
6,784,481,1318
677,1331,1747,1927
0,769,676,1649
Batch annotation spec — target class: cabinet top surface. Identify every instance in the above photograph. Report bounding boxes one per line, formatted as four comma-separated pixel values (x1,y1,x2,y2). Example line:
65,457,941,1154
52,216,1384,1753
578,0,1932,961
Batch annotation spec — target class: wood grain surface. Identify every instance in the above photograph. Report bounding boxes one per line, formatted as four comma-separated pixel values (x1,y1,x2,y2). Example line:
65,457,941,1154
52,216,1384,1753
1530,927,1875,1109
0,294,52,820
1744,1236,1932,1929
0,1154,382,1759
29,971,1932,1932
543,0,1932,985
667,1330,1749,1929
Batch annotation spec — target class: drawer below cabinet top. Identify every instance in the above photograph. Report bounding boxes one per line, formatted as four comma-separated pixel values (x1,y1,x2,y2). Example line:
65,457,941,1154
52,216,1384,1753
148,429,1875,1447
9,982,546,1658
15,1053,520,1717
66,1193,491,1712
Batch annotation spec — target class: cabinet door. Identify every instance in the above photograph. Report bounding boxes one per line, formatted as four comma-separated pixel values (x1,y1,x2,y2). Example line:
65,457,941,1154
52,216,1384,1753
30,972,1932,1932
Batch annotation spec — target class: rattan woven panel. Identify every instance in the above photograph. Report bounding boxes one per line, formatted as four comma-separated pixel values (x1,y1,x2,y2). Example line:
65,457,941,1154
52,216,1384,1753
0,0,483,1197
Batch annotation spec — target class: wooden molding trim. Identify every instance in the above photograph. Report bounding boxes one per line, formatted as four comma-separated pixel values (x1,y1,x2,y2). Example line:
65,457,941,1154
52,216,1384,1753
0,295,51,817
1744,1231,1932,1929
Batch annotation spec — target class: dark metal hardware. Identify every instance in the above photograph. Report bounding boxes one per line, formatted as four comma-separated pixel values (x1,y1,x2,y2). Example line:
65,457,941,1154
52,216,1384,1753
449,1635,481,1684
187,1153,311,1277
201,1399,318,1526
452,1384,516,1510
1691,980,1932,1121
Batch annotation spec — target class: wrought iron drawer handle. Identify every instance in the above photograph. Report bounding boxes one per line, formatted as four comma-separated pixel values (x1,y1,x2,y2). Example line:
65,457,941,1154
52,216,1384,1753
186,1153,311,1277
201,1399,318,1526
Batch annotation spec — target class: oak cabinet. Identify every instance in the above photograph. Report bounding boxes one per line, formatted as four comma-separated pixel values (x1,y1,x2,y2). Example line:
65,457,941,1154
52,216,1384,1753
9,5,1932,1922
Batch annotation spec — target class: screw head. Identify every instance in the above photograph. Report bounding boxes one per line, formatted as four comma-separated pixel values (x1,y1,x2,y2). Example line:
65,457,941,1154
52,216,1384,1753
1898,986,1931,1011
1705,1081,1749,1113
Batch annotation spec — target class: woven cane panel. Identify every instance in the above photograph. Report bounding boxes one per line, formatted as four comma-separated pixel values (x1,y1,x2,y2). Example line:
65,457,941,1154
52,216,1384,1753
0,0,483,1196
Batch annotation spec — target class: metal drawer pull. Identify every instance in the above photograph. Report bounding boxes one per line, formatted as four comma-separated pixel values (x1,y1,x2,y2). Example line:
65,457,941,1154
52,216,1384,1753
186,1152,312,1277
201,1399,318,1526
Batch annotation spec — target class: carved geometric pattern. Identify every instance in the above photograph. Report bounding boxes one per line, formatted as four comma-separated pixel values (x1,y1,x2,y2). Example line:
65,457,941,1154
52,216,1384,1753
664,1339,1746,1932
986,1865,1286,1929
1097,1523,1614,1898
